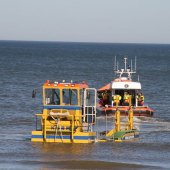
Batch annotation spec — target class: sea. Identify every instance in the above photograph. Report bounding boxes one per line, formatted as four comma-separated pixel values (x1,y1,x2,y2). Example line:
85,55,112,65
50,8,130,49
0,40,170,170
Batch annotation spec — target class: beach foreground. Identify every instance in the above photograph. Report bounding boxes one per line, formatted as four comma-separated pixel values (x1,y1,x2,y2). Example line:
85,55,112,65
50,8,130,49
14,160,160,170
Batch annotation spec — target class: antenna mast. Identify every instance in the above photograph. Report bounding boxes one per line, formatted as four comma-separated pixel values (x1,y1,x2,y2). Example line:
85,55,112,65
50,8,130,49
135,56,137,71
124,57,127,71
117,61,119,71
131,59,133,72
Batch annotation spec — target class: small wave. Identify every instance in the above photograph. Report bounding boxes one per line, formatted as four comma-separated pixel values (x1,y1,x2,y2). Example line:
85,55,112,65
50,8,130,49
0,133,29,141
133,116,164,123
132,116,170,132
96,115,170,132
96,115,114,120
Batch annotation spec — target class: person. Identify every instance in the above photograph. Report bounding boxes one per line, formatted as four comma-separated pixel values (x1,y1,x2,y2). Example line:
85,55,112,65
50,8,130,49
112,94,122,106
102,90,109,106
98,92,103,99
138,93,144,106
123,91,130,106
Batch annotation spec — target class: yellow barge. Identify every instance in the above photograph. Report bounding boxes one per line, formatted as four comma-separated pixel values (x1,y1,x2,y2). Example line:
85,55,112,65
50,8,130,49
31,80,139,143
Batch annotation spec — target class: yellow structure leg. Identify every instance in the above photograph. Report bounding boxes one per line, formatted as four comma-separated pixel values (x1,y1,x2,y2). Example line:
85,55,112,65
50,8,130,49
43,115,47,141
71,115,74,142
115,96,120,132
115,109,120,132
127,96,133,130
106,96,120,137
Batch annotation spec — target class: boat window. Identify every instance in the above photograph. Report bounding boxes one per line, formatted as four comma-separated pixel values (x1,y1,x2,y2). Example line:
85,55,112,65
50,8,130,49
45,88,60,105
62,89,78,105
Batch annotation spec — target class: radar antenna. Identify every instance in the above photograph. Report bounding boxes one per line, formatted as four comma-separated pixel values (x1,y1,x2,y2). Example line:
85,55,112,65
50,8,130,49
114,57,136,80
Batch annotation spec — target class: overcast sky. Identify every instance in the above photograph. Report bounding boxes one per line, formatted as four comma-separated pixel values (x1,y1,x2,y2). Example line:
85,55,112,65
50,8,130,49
0,0,170,43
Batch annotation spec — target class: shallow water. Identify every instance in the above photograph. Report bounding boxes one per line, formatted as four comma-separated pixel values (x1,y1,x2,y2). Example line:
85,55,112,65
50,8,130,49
0,41,170,169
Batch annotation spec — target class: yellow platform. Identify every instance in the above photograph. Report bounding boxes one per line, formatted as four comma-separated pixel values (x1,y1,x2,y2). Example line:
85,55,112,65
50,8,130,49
31,130,96,143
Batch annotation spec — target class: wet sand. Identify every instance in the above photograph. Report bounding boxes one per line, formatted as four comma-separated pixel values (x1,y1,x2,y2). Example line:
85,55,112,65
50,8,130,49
20,160,160,170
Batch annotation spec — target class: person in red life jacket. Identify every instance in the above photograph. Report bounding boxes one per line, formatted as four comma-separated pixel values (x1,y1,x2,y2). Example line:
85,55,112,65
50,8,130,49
136,93,145,106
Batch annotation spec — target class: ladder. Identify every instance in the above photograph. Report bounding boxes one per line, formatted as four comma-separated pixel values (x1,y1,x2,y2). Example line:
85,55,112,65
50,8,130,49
83,88,97,130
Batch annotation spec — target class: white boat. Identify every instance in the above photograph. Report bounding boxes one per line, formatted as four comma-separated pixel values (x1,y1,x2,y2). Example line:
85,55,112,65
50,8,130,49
97,57,154,117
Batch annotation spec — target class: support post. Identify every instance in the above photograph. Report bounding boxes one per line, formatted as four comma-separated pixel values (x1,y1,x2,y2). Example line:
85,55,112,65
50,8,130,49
115,96,120,132
128,96,133,130
71,115,74,142
43,114,47,141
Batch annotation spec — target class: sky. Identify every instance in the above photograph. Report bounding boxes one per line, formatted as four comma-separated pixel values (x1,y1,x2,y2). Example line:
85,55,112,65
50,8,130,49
0,0,170,44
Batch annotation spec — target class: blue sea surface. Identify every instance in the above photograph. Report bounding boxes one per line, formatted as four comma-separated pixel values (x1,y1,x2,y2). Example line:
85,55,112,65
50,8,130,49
0,41,170,169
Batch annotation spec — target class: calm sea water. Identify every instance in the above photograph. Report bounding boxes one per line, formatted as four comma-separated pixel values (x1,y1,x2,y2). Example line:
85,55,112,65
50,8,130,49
0,41,170,169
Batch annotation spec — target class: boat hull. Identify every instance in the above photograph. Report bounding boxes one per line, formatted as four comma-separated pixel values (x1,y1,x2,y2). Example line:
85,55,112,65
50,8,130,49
31,131,96,143
97,106,154,117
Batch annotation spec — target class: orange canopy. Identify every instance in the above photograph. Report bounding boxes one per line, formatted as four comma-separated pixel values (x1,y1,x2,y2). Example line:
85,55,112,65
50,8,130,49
98,83,111,92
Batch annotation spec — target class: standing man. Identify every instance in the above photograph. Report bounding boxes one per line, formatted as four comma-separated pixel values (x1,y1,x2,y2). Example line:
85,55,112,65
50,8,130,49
139,93,144,106
112,94,122,106
123,92,130,106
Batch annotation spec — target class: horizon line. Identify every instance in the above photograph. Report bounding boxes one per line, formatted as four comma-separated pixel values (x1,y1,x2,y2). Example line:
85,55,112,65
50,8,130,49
0,39,170,45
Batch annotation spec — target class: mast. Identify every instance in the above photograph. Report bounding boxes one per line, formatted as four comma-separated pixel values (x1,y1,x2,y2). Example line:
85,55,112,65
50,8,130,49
131,59,133,72
124,57,127,71
114,57,136,80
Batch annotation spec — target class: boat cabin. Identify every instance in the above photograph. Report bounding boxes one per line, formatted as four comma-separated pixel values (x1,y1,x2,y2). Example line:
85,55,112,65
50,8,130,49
98,57,145,108
98,78,143,107
111,78,142,107
43,80,86,107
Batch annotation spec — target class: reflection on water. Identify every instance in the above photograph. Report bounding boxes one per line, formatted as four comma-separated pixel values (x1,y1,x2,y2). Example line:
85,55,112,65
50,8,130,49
37,143,93,157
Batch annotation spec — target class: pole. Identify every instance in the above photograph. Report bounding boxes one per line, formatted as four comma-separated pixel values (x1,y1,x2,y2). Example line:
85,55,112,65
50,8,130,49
115,96,120,132
128,96,133,130
124,57,127,71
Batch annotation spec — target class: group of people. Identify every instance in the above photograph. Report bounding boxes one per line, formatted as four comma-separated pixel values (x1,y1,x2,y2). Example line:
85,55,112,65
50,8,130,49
99,90,144,107
112,92,145,106
112,92,130,106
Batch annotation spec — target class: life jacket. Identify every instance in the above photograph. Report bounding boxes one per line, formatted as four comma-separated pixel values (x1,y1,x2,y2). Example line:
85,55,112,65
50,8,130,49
140,95,144,101
124,94,129,102
113,95,121,102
